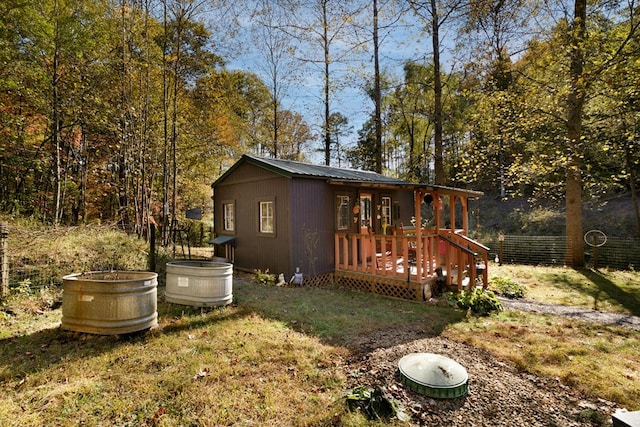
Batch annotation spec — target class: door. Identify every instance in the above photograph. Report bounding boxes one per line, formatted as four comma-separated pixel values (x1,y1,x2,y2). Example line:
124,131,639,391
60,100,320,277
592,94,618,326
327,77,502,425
360,193,372,234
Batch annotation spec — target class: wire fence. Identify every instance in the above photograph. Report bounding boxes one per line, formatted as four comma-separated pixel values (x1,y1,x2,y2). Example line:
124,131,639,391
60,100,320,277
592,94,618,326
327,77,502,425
2,249,216,292
481,235,640,270
1,228,638,298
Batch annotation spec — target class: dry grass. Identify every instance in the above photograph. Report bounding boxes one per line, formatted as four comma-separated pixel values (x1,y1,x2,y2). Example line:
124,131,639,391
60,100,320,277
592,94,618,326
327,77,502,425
6,222,152,287
2,269,640,427
0,301,350,426
1,271,461,426
2,220,640,425
490,264,640,316
444,310,640,408
446,264,640,410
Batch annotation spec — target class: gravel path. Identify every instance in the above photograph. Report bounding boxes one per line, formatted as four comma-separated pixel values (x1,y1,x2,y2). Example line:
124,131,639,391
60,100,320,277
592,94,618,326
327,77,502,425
498,298,640,331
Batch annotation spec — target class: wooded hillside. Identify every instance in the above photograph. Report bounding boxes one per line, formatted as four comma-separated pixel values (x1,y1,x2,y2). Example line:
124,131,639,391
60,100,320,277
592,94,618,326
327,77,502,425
1,0,638,254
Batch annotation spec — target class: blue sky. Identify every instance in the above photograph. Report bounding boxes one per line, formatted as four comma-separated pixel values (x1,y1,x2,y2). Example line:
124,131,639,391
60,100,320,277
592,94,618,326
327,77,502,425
220,3,457,165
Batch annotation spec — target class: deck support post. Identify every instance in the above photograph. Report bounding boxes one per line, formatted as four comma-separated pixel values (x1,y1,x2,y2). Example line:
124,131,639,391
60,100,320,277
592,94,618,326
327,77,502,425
414,189,423,280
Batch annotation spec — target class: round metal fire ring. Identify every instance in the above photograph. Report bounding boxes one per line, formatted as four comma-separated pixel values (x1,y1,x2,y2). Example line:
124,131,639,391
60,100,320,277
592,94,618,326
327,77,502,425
398,353,469,398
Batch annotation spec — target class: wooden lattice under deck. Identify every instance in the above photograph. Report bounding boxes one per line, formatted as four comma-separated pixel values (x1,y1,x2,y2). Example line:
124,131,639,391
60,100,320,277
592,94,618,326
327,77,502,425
334,270,432,301
300,272,335,288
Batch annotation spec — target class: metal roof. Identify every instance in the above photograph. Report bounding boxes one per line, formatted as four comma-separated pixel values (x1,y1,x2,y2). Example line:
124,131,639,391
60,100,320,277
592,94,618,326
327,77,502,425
213,154,411,187
212,154,483,197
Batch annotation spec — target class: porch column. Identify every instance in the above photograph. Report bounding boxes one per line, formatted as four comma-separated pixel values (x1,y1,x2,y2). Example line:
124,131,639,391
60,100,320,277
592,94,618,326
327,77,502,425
449,195,456,232
414,189,423,280
461,197,468,235
434,192,441,234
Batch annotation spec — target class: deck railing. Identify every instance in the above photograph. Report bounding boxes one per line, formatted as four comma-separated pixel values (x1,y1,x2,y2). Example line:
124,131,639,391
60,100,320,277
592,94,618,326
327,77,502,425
334,230,489,290
438,232,489,290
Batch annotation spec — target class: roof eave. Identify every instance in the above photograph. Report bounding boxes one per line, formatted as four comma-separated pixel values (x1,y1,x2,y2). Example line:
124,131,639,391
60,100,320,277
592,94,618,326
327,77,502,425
416,184,484,198
327,180,416,190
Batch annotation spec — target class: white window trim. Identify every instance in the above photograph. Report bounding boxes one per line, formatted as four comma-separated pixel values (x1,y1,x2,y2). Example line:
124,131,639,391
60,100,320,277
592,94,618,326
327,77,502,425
381,196,392,227
222,201,235,232
257,198,275,235
337,195,350,230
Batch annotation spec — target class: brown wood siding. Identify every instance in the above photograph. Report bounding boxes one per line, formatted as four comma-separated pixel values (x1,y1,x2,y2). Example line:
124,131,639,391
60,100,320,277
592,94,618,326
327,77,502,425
213,160,417,279
392,190,414,229
214,163,291,275
289,179,335,277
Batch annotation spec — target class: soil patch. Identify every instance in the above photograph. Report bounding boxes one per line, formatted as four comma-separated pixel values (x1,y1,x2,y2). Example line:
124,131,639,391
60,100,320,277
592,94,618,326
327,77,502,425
343,301,637,425
345,327,619,426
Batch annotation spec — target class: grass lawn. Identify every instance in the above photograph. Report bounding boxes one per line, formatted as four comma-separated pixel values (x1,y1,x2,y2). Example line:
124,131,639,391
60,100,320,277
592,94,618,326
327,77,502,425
1,265,639,426
490,264,640,316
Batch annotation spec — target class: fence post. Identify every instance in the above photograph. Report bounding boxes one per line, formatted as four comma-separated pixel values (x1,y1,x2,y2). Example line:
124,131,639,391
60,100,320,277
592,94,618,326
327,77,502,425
149,223,156,272
1,222,8,299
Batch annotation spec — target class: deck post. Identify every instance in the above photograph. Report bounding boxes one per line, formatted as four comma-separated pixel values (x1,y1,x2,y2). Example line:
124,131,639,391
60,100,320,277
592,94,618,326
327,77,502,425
422,235,430,277
434,192,441,234
461,197,468,235
449,195,456,232
369,234,376,275
414,189,423,280
334,234,340,271
351,234,358,271
391,234,398,276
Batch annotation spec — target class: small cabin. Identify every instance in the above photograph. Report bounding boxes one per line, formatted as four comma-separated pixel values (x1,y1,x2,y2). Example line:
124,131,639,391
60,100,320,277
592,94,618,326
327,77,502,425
212,154,488,300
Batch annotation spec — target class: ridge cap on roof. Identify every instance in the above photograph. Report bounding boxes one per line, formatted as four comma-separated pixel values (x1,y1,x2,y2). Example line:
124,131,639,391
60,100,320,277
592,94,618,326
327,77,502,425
214,154,483,197
243,154,408,183
244,154,383,175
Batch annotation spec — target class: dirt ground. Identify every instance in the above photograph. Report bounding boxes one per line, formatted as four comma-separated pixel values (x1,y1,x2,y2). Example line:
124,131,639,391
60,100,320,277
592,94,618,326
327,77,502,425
343,300,639,426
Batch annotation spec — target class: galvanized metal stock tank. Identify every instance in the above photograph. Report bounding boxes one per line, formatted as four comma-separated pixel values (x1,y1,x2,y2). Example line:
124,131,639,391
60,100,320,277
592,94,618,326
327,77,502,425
61,271,158,335
165,260,233,307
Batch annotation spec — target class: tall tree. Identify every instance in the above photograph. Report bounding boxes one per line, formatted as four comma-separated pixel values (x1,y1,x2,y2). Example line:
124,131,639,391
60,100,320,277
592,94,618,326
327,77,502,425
501,0,639,263
386,61,435,182
278,0,359,165
346,118,379,171
160,0,222,242
350,0,407,173
460,0,529,197
248,0,300,158
564,0,587,267
408,0,464,184
327,112,351,166
372,0,383,173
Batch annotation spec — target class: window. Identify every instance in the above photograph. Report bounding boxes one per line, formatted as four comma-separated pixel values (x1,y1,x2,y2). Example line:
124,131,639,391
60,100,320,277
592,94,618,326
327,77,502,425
337,195,350,230
223,202,234,232
381,197,391,227
259,200,274,233
360,194,372,229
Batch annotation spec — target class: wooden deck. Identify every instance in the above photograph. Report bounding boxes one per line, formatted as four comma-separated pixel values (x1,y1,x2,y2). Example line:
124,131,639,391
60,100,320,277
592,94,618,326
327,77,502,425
334,229,489,298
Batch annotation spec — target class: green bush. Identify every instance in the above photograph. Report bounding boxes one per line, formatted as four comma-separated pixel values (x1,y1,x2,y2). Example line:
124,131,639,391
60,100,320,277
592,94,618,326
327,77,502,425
345,386,407,421
252,269,276,285
447,289,503,316
490,276,526,299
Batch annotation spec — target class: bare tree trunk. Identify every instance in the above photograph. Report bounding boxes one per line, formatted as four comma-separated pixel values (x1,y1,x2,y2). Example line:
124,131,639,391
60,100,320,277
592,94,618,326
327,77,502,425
272,85,278,158
119,0,130,231
0,222,8,300
172,35,181,236
141,0,152,240
373,0,382,173
628,148,640,237
52,0,62,226
78,125,88,223
565,0,586,268
431,0,444,185
323,0,331,166
162,0,170,246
